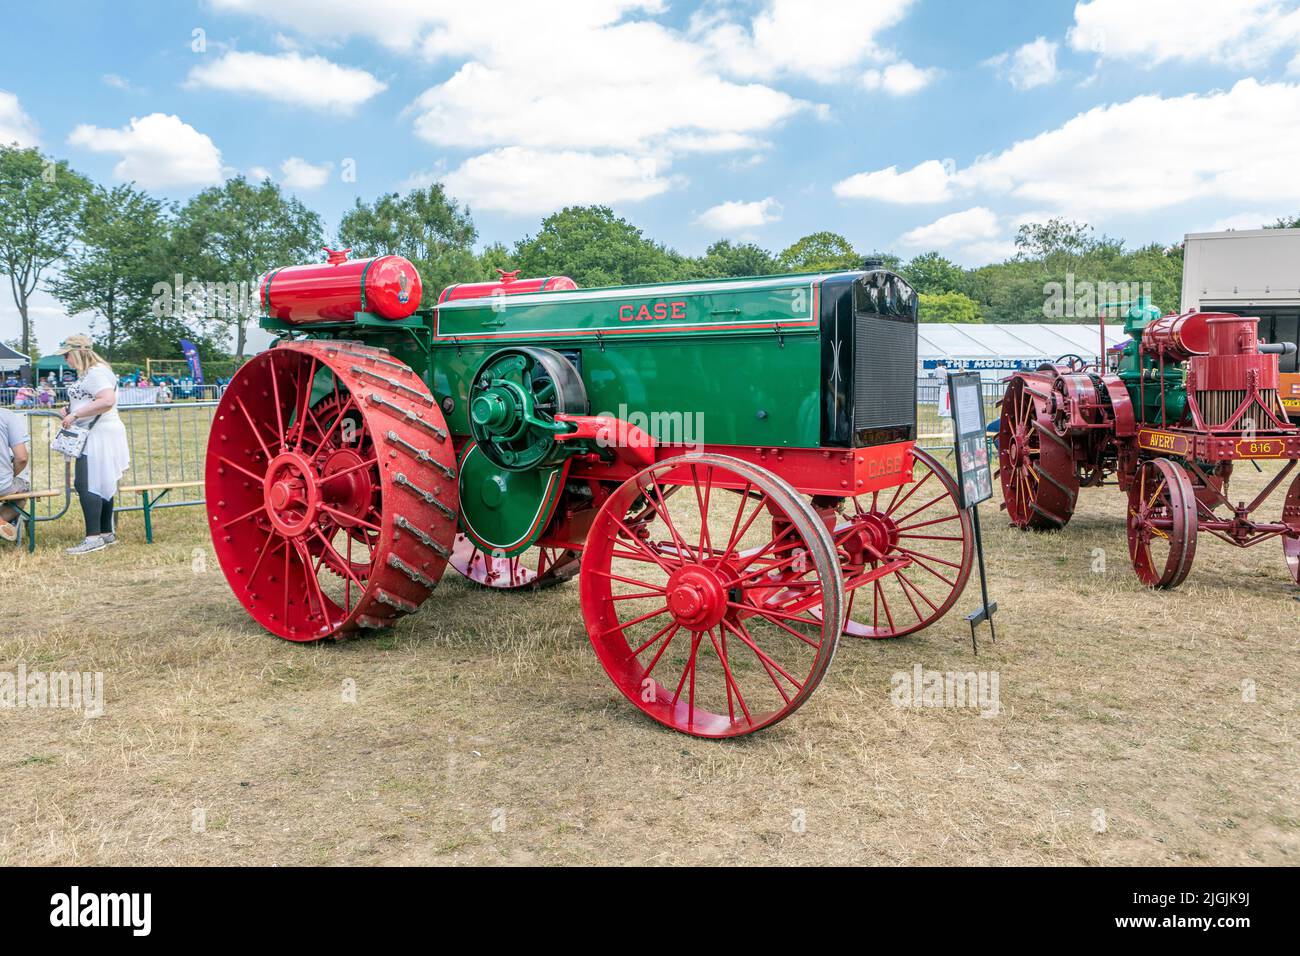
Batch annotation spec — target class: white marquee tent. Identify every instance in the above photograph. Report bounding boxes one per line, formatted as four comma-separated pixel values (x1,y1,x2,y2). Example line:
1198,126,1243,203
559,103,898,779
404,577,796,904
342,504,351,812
917,322,1129,382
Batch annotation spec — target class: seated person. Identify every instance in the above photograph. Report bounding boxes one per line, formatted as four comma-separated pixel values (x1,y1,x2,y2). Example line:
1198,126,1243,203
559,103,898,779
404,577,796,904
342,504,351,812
14,385,35,408
0,407,31,542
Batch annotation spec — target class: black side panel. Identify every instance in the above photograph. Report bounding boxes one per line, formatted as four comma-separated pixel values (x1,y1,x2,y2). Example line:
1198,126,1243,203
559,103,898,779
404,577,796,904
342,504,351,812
820,270,919,447
819,277,855,446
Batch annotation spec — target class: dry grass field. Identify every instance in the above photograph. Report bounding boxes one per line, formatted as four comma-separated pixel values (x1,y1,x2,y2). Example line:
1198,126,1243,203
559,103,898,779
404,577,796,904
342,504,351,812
0,442,1296,866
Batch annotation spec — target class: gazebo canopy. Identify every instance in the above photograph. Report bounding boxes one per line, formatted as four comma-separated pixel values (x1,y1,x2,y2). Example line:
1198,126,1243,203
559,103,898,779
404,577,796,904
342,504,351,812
34,354,72,375
0,341,28,373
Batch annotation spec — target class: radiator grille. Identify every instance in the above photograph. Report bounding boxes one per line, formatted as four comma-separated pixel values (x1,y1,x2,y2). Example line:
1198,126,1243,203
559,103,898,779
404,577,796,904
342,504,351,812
853,313,917,436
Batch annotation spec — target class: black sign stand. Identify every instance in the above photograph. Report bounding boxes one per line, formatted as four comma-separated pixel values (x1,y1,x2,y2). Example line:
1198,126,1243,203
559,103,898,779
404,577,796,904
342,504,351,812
946,372,997,654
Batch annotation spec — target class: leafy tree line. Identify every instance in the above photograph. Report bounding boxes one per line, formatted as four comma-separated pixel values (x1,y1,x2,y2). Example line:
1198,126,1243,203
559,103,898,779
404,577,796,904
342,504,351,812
4,142,1284,371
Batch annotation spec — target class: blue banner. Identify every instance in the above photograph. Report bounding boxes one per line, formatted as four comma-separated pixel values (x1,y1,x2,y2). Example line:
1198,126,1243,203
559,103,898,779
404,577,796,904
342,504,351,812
180,339,204,385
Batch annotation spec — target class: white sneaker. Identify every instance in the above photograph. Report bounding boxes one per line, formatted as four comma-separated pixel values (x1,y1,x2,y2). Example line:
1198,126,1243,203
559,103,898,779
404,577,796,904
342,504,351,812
102,532,117,546
0,521,16,543
66,536,107,555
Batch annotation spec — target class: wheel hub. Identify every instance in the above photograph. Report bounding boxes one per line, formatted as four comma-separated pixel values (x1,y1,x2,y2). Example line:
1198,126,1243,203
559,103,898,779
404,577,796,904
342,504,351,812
665,565,728,630
264,452,321,537
841,511,898,564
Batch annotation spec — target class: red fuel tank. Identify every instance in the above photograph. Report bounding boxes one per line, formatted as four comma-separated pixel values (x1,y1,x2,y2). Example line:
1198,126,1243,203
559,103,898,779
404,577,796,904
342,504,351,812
260,248,422,323
438,269,577,303
1141,311,1211,360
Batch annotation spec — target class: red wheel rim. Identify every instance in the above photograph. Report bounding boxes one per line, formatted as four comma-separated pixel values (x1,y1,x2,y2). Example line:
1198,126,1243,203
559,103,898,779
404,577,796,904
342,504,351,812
207,342,459,640
998,375,1078,529
1127,458,1198,589
829,447,974,638
580,455,843,738
1283,470,1300,585
449,534,580,590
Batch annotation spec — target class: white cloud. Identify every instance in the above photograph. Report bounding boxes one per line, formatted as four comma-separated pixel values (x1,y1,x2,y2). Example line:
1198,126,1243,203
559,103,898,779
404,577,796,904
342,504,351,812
207,0,454,51
959,239,1020,264
986,37,1059,90
1203,212,1276,231
693,0,920,83
248,166,273,181
408,34,810,154
67,113,223,188
442,148,670,214
834,159,954,203
280,157,332,189
187,51,386,113
695,197,781,232
900,207,1000,247
1290,50,1300,73
861,61,940,96
1068,0,1300,68
952,80,1300,214
101,73,135,92
0,91,40,147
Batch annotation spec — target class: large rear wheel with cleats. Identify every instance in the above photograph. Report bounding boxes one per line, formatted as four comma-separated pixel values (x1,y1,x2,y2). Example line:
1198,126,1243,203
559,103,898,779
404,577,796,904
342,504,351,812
998,374,1079,529
206,340,459,641
580,454,844,738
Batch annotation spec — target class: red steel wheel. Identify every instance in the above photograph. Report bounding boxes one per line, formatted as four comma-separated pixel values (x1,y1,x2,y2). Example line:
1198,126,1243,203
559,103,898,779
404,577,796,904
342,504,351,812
1127,458,1198,589
998,374,1079,529
450,534,580,590
206,341,459,641
1283,470,1300,585
829,447,974,638
580,454,844,738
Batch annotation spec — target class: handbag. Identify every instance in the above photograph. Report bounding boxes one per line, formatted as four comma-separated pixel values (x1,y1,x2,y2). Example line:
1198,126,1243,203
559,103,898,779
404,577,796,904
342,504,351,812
51,414,101,459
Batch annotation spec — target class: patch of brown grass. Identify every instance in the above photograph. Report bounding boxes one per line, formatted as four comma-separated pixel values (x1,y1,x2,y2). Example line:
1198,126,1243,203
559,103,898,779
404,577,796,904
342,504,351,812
0,460,1296,866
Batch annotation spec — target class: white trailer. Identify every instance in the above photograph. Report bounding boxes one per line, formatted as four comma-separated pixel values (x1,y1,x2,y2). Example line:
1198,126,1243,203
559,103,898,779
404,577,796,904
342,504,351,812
1181,228,1300,413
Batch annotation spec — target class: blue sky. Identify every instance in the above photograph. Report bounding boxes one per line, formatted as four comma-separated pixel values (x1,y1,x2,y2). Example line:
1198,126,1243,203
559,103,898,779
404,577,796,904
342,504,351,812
4,0,1300,349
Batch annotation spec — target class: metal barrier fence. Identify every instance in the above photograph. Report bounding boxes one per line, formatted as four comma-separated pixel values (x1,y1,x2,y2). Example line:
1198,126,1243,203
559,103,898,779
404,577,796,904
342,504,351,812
6,402,215,533
915,379,1005,451
1,383,226,408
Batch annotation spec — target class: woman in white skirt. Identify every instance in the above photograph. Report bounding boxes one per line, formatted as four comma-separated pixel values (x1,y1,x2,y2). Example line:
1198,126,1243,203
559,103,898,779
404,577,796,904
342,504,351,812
56,335,131,554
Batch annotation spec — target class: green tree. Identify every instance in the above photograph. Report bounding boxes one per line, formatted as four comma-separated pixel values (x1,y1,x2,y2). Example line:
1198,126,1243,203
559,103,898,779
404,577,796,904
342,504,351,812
901,251,966,295
170,176,324,360
776,231,861,272
513,206,685,287
689,239,778,278
476,241,514,280
338,184,479,298
0,146,92,358
47,184,167,357
1268,214,1300,228
919,291,982,323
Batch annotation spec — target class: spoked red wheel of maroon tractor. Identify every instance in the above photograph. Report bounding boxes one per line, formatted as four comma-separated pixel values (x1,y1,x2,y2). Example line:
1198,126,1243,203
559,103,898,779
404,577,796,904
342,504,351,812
1282,469,1300,585
449,534,580,590
824,447,973,638
206,341,460,640
580,454,844,738
1126,458,1198,589
998,374,1079,530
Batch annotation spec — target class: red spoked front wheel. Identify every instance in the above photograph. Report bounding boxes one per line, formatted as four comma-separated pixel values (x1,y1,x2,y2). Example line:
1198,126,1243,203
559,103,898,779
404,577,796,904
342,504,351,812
827,447,973,638
580,454,844,738
206,341,459,640
1127,458,1197,588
